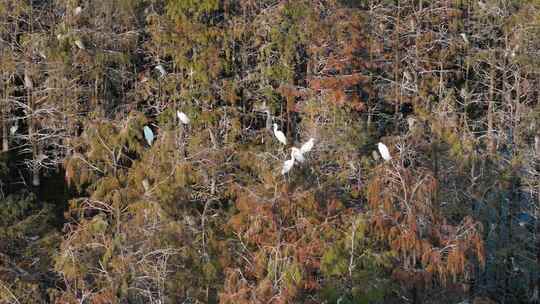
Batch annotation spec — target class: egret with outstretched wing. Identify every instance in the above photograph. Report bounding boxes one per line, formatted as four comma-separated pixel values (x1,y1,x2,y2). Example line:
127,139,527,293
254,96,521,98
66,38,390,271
300,138,315,154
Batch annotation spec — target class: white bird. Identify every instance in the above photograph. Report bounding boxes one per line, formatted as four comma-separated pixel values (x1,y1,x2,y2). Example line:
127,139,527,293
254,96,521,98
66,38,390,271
291,147,305,163
74,6,82,15
155,64,167,77
10,121,18,135
281,157,295,175
143,125,154,146
177,111,190,125
377,142,392,161
74,39,85,50
300,138,315,154
273,123,287,145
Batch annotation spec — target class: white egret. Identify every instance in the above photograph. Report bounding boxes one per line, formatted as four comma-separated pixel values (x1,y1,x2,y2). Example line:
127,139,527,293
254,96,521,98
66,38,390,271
155,64,167,77
291,147,305,163
143,126,154,146
273,123,287,145
74,6,82,15
177,111,190,125
377,142,392,161
74,39,85,50
300,138,315,154
281,157,295,175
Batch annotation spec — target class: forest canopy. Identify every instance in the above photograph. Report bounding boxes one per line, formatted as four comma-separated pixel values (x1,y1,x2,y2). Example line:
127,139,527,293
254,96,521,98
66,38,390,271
1,0,539,303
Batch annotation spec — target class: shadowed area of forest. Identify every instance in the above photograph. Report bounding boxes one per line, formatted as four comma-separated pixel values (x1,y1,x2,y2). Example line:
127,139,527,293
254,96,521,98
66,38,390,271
1,0,539,303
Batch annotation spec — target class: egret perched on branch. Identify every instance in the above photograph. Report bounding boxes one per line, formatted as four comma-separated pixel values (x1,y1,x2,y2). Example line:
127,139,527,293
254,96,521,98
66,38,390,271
377,142,392,161
273,123,287,145
300,138,315,154
155,64,166,77
290,138,316,163
291,147,304,163
177,111,190,125
281,156,295,175
143,126,154,146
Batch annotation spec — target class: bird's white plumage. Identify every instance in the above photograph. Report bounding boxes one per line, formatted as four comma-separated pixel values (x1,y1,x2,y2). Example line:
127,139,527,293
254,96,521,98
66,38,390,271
281,158,294,175
143,126,154,146
155,65,166,77
74,39,85,50
273,123,287,145
300,138,315,154
74,6,82,15
177,111,190,125
377,142,391,161
291,147,304,163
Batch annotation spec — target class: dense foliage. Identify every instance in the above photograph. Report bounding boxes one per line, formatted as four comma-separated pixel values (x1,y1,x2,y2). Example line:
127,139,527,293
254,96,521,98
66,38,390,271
1,0,539,303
